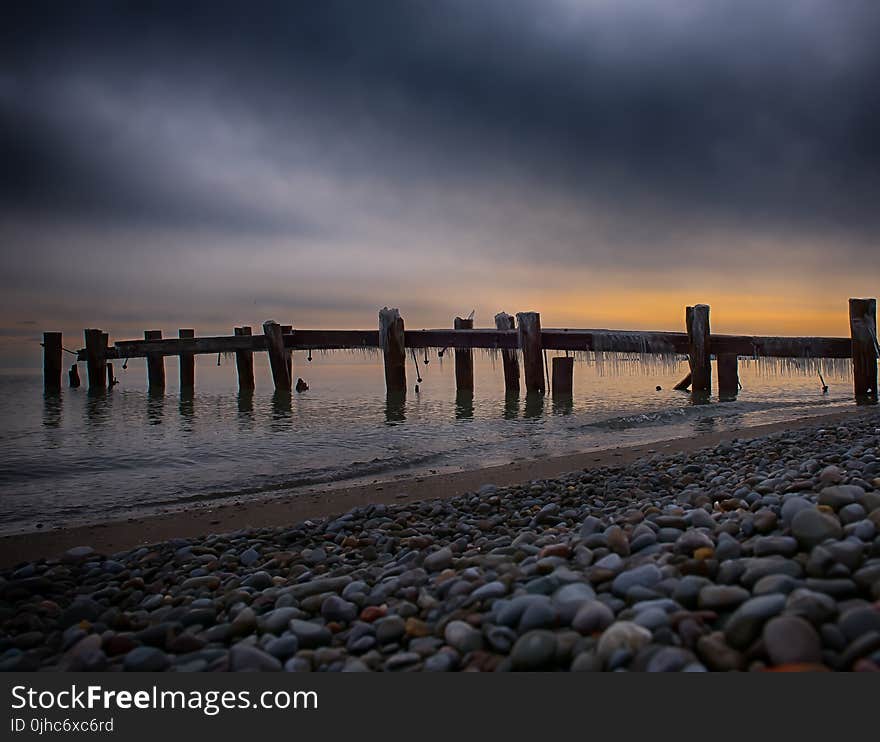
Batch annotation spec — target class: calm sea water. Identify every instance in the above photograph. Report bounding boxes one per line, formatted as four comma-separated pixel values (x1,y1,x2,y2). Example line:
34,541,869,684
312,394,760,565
0,352,854,535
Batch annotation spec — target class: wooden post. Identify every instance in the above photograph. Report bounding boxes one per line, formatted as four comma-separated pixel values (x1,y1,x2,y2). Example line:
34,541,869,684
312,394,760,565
42,332,62,393
849,298,878,400
106,362,116,388
495,312,519,394
281,325,293,384
380,307,406,393
686,305,711,393
144,330,165,391
516,311,544,394
717,353,739,398
234,326,255,391
179,329,195,391
551,356,574,396
263,320,291,391
453,316,474,391
69,364,81,388
84,329,106,391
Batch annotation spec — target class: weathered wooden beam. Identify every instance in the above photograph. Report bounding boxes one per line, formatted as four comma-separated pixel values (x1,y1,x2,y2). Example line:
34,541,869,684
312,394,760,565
551,356,574,396
42,331,62,393
145,330,166,391
380,307,406,393
84,329,106,391
263,320,292,392
517,311,544,394
495,312,520,394
178,329,195,391
673,372,692,391
234,326,255,391
717,353,739,398
687,305,711,393
90,327,854,360
69,363,81,388
106,362,116,388
454,316,474,392
849,298,878,401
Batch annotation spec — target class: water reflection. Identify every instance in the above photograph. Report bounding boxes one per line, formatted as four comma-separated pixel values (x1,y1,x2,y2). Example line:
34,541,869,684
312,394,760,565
551,394,574,415
503,391,519,420
42,392,62,428
524,392,544,419
271,390,292,418
146,389,164,425
455,390,474,420
85,388,110,427
237,389,255,431
178,392,195,430
690,391,712,406
384,391,406,424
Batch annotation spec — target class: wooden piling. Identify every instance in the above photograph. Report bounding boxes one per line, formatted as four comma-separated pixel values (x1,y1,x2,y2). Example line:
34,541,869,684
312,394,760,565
717,353,739,398
69,364,81,388
42,331,62,393
179,329,195,391
144,330,166,391
516,311,544,394
281,325,293,383
379,307,406,393
495,312,520,394
454,316,474,391
686,305,711,393
234,326,255,391
849,298,878,400
106,362,116,387
551,356,574,395
263,320,292,391
84,329,106,390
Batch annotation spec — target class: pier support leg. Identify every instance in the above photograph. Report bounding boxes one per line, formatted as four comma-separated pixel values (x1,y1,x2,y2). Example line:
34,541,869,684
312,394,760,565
717,353,739,398
263,320,292,392
454,316,474,392
234,326,255,391
42,331,62,393
517,311,544,394
84,329,106,391
69,364,80,388
686,305,711,394
145,330,166,391
495,312,520,395
281,325,293,384
551,356,574,396
849,298,878,402
380,307,406,394
178,329,195,392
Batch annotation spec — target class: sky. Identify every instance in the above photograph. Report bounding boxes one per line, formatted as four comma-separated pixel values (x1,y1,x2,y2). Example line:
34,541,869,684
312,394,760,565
2,0,879,367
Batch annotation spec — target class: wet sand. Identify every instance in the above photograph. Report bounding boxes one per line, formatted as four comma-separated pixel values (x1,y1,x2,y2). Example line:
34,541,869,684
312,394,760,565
0,407,874,567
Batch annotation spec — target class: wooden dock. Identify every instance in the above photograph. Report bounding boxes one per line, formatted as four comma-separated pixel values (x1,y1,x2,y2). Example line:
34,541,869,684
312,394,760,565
41,299,878,404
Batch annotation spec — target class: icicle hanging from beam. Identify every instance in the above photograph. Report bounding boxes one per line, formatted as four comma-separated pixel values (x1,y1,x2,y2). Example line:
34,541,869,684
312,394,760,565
739,356,852,379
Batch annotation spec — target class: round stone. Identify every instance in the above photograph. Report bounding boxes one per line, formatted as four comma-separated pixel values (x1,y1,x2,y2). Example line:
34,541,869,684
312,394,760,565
763,615,822,666
443,620,483,654
511,630,557,670
791,508,843,549
596,621,651,664
724,594,786,649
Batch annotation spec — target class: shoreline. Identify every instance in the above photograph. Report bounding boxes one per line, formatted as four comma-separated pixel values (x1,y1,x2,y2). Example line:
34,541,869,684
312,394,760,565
0,406,874,567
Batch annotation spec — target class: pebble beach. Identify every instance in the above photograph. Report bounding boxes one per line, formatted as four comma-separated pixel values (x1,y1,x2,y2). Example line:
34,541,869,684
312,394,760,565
2,411,880,672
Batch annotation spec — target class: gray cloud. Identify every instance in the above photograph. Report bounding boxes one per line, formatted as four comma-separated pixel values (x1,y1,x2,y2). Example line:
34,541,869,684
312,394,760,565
1,0,879,365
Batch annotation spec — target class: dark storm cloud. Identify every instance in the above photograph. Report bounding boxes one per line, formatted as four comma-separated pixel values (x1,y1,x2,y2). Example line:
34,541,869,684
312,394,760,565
2,0,880,256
